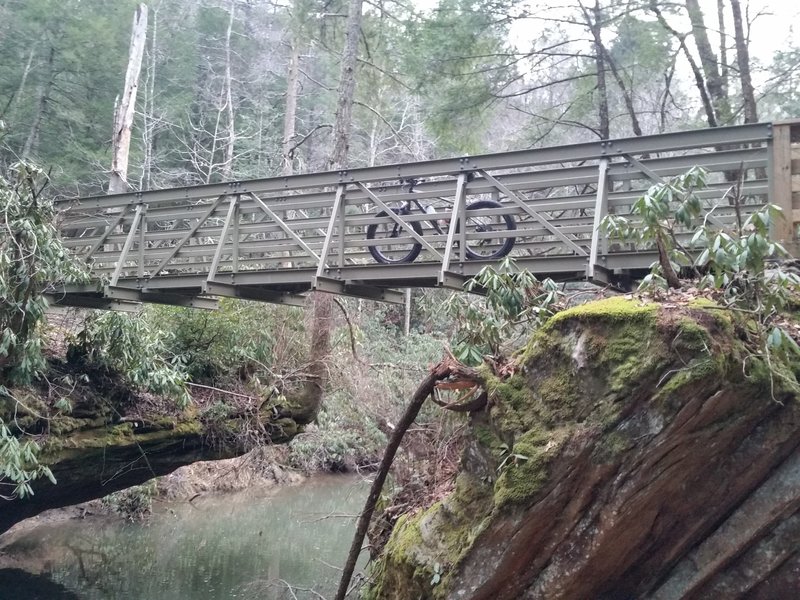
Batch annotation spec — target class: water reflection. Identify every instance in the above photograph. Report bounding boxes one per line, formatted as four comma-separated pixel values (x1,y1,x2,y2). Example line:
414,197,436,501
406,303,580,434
3,475,368,600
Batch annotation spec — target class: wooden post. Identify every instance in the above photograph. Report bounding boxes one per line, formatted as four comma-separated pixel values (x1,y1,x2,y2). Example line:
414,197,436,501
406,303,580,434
770,121,797,255
109,4,148,195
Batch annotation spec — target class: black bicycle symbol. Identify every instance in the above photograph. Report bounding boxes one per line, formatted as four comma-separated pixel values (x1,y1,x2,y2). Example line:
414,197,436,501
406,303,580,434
366,178,516,264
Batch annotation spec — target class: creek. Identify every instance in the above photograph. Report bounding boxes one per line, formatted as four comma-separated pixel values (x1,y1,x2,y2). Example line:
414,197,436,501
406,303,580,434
0,474,368,600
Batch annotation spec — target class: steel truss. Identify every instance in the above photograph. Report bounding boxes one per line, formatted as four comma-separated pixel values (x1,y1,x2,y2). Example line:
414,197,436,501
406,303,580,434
51,121,799,310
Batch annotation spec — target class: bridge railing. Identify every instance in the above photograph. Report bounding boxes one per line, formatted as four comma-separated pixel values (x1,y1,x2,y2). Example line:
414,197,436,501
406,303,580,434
53,121,797,308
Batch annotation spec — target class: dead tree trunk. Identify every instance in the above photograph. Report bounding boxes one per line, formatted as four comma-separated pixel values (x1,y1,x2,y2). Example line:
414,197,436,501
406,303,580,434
109,4,148,194
140,2,159,191
221,0,235,180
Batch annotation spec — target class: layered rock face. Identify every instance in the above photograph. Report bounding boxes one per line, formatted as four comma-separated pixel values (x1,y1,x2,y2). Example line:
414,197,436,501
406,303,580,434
367,298,800,599
1,367,309,534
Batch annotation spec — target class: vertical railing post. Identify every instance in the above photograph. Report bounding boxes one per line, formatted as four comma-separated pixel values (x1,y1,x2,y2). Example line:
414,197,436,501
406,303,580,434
441,172,468,282
232,199,240,274
588,158,609,281
137,205,147,279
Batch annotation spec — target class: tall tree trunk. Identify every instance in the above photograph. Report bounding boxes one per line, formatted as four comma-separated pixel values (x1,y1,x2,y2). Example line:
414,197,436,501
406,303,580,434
109,4,148,194
586,0,610,139
328,0,364,169
221,0,235,180
717,0,729,97
729,0,757,123
303,0,363,420
685,0,731,124
282,39,300,176
141,3,159,191
650,2,718,127
22,46,55,159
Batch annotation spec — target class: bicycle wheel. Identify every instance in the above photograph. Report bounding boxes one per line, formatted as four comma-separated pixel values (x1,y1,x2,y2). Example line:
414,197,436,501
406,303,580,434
366,208,423,264
462,200,516,260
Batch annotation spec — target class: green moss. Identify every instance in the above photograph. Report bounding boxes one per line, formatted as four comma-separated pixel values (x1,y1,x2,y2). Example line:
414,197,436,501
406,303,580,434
48,416,85,435
365,511,438,600
366,470,497,600
493,426,570,507
545,296,658,328
672,318,711,352
593,430,634,463
473,424,504,452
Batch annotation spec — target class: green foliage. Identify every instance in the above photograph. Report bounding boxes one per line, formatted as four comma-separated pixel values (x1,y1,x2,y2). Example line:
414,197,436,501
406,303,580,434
0,163,88,385
0,413,55,500
603,167,800,397
144,300,305,384
402,0,516,152
443,257,563,364
288,389,387,472
693,205,798,310
68,312,190,407
602,166,708,287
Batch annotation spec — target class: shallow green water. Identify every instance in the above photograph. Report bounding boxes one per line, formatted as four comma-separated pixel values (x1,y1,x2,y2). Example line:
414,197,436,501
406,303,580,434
3,475,368,600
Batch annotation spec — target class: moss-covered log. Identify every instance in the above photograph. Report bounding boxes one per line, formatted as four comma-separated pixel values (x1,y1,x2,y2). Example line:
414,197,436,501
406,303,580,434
366,297,800,599
0,367,312,535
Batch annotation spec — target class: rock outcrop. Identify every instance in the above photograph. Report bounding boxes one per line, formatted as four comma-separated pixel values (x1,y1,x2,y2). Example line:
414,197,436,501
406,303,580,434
1,365,309,534
366,297,800,599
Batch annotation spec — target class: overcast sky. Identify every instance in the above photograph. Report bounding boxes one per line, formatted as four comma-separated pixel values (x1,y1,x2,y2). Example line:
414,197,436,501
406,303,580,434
412,0,799,65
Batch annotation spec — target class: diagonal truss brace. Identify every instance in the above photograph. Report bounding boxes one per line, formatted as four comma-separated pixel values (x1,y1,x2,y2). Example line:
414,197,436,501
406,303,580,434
85,204,132,261
317,184,348,278
207,195,240,282
149,193,229,279
621,153,725,228
357,182,443,259
247,192,320,261
478,169,588,256
110,204,145,286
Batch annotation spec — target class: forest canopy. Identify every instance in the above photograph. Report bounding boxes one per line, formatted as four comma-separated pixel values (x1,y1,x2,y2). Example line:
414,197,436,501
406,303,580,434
0,0,797,195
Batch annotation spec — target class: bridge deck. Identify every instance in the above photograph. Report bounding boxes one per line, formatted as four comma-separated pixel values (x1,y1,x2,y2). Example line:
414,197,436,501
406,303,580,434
52,121,799,310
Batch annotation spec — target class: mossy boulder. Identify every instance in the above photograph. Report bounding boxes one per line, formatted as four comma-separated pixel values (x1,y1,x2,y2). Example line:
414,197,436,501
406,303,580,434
366,298,800,600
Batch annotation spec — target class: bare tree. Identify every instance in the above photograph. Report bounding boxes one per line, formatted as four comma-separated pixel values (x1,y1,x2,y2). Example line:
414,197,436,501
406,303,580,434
110,4,148,194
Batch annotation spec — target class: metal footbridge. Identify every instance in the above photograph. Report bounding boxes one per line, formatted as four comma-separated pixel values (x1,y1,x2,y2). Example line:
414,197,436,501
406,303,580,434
52,121,800,311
